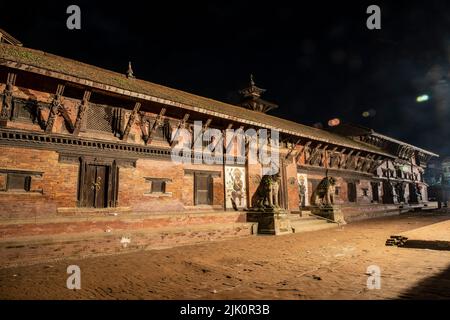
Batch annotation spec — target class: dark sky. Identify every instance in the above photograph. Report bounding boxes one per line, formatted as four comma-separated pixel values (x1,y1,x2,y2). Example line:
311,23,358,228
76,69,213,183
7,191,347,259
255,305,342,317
1,0,450,155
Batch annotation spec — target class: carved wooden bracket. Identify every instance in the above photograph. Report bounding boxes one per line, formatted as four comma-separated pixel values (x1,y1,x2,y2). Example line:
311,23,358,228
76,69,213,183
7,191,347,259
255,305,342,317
295,141,311,163
0,73,17,124
225,125,244,153
121,102,141,141
73,90,92,136
192,118,212,147
141,107,166,145
285,138,301,160
307,143,323,165
45,84,65,133
170,113,190,147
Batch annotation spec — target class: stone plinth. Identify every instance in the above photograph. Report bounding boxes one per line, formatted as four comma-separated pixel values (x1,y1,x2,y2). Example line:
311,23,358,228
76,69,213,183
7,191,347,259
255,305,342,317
246,208,292,235
311,205,347,225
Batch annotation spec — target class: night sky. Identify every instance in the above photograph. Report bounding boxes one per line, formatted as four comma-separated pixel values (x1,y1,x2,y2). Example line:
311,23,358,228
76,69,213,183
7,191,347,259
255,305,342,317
1,0,450,156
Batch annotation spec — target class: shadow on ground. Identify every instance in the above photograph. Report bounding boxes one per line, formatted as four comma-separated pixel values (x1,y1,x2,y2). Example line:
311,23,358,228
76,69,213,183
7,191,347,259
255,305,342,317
401,240,450,251
398,263,450,299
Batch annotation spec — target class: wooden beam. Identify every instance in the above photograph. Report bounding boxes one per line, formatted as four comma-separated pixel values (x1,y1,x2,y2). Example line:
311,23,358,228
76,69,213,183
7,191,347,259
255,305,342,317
0,73,17,123
306,143,322,163
170,113,190,147
294,141,311,163
121,102,141,141
225,125,244,152
213,123,233,151
192,118,212,147
349,151,361,169
285,138,301,159
73,90,91,136
326,147,339,167
145,108,166,145
341,150,353,168
45,84,65,133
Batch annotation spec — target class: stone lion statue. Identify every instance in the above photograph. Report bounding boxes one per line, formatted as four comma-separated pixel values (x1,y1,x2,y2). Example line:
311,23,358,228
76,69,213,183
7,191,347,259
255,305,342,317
251,172,281,209
311,176,336,207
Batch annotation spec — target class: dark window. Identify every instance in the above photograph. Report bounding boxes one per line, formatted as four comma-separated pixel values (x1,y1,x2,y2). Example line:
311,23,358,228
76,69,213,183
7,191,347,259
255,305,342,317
145,178,170,194
7,174,31,192
371,182,380,202
151,180,166,193
195,173,213,205
335,187,340,195
347,182,357,202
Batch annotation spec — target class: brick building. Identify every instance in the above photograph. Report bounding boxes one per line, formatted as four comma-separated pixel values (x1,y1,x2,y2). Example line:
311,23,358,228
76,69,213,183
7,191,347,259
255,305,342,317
0,37,438,265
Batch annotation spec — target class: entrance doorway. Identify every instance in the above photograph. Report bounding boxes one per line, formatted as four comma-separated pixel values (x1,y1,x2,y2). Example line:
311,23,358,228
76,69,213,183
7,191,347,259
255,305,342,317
194,173,213,205
78,157,119,208
84,164,109,208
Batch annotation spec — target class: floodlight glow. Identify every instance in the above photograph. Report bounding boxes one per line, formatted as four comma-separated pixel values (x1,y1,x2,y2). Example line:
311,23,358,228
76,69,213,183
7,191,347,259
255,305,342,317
416,94,429,103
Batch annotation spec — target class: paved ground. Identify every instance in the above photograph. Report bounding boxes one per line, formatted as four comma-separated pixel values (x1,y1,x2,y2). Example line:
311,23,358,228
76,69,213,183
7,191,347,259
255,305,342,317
1,211,450,299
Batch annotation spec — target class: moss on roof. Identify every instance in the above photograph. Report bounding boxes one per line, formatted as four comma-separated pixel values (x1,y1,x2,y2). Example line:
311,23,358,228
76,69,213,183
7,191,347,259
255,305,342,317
0,43,391,155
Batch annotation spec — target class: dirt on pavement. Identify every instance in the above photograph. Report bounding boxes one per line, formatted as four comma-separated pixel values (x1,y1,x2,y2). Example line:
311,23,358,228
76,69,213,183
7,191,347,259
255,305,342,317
1,211,450,300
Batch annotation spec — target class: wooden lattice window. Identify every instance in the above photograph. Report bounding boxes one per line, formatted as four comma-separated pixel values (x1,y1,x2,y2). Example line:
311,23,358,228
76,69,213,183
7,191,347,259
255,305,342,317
85,104,114,133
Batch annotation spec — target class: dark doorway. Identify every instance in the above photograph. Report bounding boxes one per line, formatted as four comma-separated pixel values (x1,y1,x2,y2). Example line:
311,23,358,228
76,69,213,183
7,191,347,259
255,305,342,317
195,173,213,205
382,180,394,204
84,164,109,208
371,182,380,202
78,157,119,208
347,182,357,203
408,183,418,203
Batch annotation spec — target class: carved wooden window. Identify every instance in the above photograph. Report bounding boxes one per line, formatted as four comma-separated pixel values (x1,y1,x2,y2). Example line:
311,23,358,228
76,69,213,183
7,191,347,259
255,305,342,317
85,104,114,132
11,98,36,123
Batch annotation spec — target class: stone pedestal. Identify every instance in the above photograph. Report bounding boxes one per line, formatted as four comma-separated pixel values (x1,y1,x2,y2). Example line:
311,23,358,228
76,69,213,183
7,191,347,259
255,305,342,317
311,205,347,225
246,208,292,235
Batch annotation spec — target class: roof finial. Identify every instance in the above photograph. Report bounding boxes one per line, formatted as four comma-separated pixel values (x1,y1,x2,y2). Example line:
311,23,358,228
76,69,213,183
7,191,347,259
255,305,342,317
127,61,135,79
250,74,255,86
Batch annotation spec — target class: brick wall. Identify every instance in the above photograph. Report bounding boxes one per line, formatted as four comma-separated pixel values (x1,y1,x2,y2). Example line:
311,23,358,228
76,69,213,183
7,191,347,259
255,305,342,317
285,157,299,210
0,146,78,218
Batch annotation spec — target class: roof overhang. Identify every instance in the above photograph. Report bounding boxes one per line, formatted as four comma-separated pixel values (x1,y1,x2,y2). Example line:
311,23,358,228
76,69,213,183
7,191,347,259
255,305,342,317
0,54,394,159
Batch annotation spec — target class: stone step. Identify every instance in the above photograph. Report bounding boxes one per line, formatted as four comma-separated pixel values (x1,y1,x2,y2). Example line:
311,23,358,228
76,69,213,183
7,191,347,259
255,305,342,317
289,213,339,234
291,222,338,233
289,217,330,226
